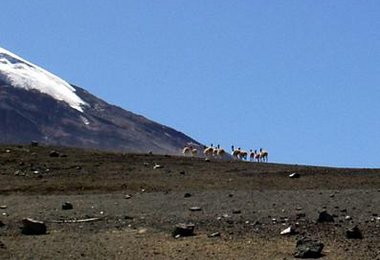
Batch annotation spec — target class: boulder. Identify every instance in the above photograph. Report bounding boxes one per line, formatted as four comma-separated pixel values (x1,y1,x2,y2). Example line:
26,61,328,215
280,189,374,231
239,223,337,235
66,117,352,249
21,218,47,235
184,193,192,198
346,225,363,239
172,223,195,238
294,237,324,258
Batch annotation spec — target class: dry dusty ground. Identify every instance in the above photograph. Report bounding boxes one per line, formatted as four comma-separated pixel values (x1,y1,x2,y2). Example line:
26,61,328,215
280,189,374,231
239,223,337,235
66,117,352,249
0,144,379,259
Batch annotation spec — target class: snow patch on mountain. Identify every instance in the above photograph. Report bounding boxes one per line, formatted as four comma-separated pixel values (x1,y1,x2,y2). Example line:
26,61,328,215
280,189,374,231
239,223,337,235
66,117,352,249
0,47,87,112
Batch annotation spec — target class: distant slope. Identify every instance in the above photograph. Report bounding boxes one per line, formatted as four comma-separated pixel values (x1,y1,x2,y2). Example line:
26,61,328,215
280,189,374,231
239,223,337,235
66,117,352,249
0,48,200,154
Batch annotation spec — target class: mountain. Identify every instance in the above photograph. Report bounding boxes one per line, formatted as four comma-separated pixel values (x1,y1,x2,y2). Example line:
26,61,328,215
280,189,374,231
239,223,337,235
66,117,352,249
0,47,200,154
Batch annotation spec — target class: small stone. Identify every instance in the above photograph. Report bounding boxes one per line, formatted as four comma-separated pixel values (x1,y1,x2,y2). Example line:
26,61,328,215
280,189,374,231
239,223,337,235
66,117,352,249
232,209,241,214
281,226,297,235
346,225,363,239
124,194,132,199
0,205,7,210
153,164,163,169
49,151,60,157
21,218,47,235
345,216,352,221
62,202,73,210
30,141,39,147
184,193,192,198
208,232,221,238
228,193,234,198
317,210,334,223
289,172,300,178
189,207,202,212
172,223,195,238
137,228,147,234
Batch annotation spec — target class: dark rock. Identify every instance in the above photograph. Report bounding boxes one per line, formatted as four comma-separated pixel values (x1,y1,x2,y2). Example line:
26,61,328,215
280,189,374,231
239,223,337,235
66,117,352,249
0,220,5,227
289,172,300,178
228,193,234,198
172,223,195,238
30,141,39,147
21,218,47,235
49,151,60,157
294,237,324,258
317,210,334,223
189,207,202,212
0,240,5,249
180,171,186,175
232,209,241,214
184,193,192,198
62,202,73,210
296,212,306,219
346,225,363,239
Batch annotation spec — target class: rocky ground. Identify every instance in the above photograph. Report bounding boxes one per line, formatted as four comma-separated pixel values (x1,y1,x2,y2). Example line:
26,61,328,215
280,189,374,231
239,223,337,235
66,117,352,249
0,144,379,259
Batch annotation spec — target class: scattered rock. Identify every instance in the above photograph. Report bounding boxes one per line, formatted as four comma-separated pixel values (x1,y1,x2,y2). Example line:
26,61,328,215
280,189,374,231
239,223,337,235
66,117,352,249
208,232,221,238
0,220,5,227
289,172,300,178
294,237,324,258
137,228,147,234
0,240,5,249
49,151,60,157
317,210,334,223
184,193,192,198
232,209,241,214
0,205,7,210
345,216,352,221
21,218,47,235
189,207,202,212
124,194,133,199
30,141,39,147
172,223,195,238
280,226,297,235
180,171,186,175
205,158,210,162
153,164,163,169
228,193,234,198
62,202,73,210
296,212,306,219
346,225,363,239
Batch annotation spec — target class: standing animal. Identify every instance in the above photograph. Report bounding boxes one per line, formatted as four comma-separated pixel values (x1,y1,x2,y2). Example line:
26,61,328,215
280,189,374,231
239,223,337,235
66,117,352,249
231,145,241,160
249,149,256,162
239,150,248,160
259,148,269,162
182,146,192,157
203,144,214,159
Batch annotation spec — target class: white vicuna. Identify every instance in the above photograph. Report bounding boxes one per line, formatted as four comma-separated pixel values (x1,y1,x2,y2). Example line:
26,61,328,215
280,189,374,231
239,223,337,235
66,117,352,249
0,47,87,112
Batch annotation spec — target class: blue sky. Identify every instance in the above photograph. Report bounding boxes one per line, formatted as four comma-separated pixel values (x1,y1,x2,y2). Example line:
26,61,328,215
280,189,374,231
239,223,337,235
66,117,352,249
1,1,380,167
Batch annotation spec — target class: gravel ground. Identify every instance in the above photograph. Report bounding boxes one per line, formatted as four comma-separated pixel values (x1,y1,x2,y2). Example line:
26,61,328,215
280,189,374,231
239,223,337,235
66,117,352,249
0,145,379,259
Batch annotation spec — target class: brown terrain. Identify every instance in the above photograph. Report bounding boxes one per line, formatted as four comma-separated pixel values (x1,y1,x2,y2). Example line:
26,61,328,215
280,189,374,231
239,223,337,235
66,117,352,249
0,144,379,259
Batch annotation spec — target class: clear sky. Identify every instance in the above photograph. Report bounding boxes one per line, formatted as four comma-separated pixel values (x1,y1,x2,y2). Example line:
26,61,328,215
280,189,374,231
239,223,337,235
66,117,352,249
1,1,379,167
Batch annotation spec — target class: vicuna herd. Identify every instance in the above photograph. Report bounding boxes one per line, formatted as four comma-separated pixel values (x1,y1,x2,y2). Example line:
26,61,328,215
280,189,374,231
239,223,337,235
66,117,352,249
182,144,269,162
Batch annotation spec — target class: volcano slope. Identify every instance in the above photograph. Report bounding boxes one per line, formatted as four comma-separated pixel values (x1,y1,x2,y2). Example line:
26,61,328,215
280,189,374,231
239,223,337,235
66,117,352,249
0,144,379,259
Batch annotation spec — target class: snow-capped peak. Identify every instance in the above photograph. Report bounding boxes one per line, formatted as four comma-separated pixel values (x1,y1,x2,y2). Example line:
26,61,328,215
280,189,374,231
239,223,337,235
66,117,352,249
0,47,86,112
